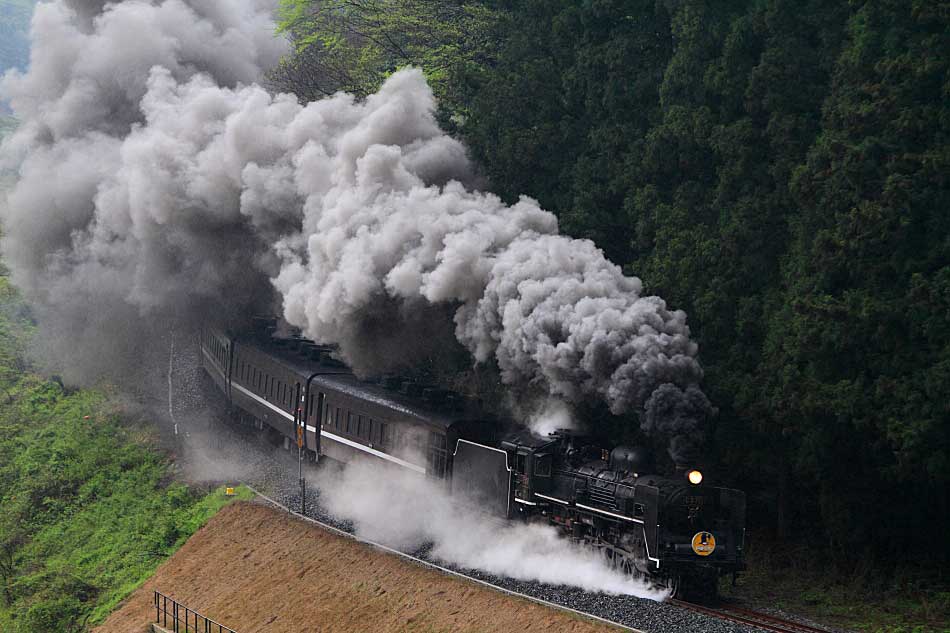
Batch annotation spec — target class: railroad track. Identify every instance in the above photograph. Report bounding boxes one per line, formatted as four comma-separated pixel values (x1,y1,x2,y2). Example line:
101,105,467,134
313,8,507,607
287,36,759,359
671,599,833,633
247,480,835,633
243,483,646,633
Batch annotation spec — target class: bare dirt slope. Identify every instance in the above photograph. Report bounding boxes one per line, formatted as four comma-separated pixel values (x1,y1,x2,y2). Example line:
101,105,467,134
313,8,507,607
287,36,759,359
94,501,624,633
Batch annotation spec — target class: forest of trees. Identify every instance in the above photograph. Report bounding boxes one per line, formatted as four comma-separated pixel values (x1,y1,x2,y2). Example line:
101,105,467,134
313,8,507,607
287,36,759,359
271,0,949,576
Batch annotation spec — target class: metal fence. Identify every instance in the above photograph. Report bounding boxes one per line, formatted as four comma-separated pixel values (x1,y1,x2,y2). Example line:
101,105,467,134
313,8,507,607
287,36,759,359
154,591,237,633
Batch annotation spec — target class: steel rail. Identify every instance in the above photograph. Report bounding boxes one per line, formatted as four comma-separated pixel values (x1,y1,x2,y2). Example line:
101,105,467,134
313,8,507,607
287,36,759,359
670,599,834,633
719,605,834,633
241,483,645,633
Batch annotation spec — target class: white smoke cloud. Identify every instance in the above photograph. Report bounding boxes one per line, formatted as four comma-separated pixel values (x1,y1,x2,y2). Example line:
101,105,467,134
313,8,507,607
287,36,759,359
526,399,576,437
0,0,710,445
314,459,670,600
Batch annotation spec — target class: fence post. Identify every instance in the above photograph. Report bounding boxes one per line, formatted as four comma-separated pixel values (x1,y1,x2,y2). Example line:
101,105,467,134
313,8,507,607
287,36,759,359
154,592,236,633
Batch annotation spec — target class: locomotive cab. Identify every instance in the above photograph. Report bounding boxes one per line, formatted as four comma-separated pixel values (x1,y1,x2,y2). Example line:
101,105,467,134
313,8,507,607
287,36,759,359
500,430,557,510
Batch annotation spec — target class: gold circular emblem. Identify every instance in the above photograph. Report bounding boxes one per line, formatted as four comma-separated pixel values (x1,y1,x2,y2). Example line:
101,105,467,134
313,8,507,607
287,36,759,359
691,531,716,556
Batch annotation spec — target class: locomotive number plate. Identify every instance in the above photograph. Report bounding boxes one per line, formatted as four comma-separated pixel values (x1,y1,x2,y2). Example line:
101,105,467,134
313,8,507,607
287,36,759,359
691,531,716,556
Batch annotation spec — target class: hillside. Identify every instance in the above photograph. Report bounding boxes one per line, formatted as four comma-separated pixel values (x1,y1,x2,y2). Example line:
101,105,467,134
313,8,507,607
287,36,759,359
0,0,36,76
0,115,14,135
0,270,255,633
94,501,622,633
272,0,950,573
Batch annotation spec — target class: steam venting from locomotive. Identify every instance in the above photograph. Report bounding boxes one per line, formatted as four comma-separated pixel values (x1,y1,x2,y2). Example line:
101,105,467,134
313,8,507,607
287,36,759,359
0,0,711,461
314,460,669,600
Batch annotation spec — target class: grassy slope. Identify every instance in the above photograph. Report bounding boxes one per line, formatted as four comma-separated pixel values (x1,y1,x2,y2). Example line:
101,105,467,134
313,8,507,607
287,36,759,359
0,270,253,632
721,535,950,633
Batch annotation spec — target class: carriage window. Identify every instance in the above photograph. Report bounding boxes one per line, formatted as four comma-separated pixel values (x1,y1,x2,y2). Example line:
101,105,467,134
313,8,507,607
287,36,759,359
335,407,342,431
515,453,527,474
534,454,552,477
427,432,448,477
346,411,354,435
356,415,364,439
377,422,389,449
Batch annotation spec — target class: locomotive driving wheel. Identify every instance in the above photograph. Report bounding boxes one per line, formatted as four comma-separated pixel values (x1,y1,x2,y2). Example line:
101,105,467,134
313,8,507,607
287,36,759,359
677,570,719,603
654,573,681,598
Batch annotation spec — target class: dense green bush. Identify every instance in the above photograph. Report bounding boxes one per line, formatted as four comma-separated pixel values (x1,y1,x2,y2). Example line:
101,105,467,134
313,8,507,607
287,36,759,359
0,274,253,631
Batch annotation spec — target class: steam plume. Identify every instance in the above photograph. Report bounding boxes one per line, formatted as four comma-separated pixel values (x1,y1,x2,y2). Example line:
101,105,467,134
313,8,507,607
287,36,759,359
0,0,711,449
315,460,670,600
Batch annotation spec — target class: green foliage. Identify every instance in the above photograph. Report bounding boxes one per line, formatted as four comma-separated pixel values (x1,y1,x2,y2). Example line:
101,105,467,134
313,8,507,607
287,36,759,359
720,532,950,632
0,275,251,631
270,0,499,115
274,0,950,583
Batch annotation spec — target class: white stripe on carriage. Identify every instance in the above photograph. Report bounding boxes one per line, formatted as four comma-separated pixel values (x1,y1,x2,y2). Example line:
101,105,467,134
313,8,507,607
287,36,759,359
320,429,426,474
231,380,426,474
232,381,295,421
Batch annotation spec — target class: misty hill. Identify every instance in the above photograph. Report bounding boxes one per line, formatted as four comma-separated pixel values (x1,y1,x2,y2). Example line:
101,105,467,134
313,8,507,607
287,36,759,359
0,0,35,71
0,114,15,137
0,0,36,113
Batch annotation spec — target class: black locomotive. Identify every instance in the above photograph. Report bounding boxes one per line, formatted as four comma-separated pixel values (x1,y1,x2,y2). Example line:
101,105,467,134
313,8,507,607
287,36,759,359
199,319,745,598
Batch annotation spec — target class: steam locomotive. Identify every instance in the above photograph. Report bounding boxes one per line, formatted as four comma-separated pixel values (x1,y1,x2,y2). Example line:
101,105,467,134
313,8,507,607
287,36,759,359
199,319,745,598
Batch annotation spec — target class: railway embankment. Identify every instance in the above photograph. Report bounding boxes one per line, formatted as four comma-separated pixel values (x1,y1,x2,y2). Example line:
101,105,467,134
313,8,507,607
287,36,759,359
94,500,625,633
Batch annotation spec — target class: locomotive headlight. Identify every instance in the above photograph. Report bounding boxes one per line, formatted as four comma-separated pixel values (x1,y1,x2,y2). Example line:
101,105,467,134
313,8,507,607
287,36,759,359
687,469,703,485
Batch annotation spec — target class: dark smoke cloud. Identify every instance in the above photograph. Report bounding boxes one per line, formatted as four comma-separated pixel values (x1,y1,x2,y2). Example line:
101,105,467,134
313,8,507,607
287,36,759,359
1,0,711,449
641,384,714,465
